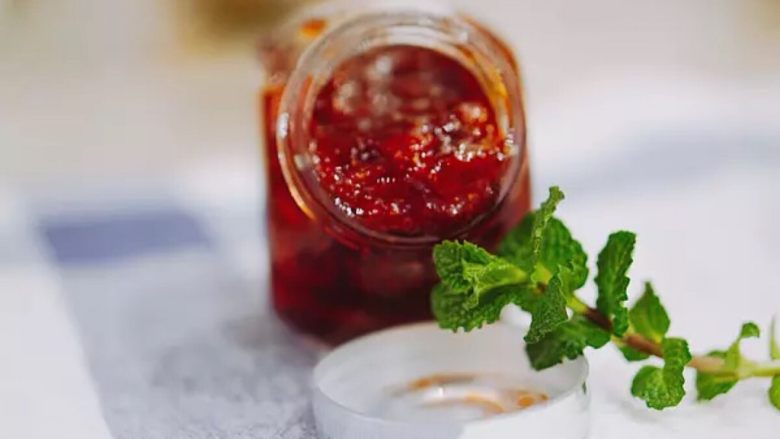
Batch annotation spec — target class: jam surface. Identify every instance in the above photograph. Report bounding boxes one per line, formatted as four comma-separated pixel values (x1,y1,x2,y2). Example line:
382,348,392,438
309,45,510,237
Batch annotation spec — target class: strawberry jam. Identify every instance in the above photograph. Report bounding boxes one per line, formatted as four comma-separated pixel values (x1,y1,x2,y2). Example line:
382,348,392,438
261,11,530,343
309,46,509,237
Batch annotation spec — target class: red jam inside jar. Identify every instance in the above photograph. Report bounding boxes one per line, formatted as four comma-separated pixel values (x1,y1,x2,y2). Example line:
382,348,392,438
310,46,510,237
262,12,530,342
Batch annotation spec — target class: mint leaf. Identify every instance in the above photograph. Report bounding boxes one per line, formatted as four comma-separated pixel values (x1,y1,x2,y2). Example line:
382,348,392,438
431,241,532,331
526,315,610,370
499,216,589,288
524,269,570,343
740,322,761,338
530,186,564,264
766,319,780,412
629,282,670,343
619,280,668,362
540,220,589,288
769,376,780,411
620,346,650,362
434,241,489,294
695,323,758,402
770,318,779,360
695,351,738,401
433,240,527,299
432,283,528,332
631,337,692,409
497,214,535,273
724,322,760,370
696,374,738,401
595,231,636,336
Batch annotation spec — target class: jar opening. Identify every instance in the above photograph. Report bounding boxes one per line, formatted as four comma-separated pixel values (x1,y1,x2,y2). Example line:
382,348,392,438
276,6,526,248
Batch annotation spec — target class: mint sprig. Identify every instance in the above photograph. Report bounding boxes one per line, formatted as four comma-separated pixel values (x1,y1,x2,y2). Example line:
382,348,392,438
430,186,780,411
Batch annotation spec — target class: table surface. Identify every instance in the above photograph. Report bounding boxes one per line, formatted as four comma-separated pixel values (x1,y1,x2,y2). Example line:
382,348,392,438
2,123,780,437
2,1,780,438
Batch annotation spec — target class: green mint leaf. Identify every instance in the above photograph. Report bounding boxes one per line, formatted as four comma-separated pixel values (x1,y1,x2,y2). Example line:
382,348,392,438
434,241,488,293
497,214,535,273
620,346,650,362
432,283,529,332
433,241,527,299
695,350,738,401
631,337,692,409
595,231,636,336
724,321,760,370
539,219,589,288
431,241,530,331
523,269,570,343
632,366,683,409
526,315,610,370
499,216,589,288
740,322,761,338
696,323,760,403
628,282,670,343
696,374,738,401
530,186,564,264
768,319,780,412
769,376,780,411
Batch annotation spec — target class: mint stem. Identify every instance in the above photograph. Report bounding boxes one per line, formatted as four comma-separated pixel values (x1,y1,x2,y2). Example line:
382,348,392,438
568,299,779,376
745,361,780,378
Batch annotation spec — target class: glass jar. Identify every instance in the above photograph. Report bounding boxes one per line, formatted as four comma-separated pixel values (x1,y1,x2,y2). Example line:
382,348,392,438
259,0,530,342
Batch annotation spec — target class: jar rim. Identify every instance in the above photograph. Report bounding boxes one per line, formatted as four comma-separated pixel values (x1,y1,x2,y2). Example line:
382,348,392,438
275,4,527,248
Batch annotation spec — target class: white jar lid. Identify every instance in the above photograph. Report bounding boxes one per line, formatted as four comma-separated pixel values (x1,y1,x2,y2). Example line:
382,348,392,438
312,322,590,439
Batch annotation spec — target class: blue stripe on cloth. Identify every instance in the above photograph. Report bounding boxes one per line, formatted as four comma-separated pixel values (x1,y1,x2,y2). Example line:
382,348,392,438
40,209,212,265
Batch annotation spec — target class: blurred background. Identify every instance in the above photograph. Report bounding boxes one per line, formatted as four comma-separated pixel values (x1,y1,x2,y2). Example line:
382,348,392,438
1,1,779,438
1,0,778,184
